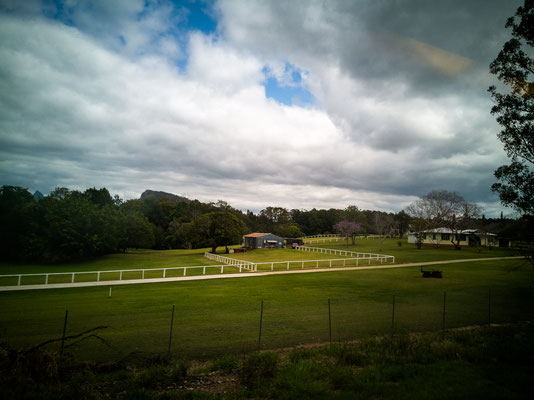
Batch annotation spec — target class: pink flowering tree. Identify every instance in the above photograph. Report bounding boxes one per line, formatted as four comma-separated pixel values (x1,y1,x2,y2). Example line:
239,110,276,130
334,221,362,247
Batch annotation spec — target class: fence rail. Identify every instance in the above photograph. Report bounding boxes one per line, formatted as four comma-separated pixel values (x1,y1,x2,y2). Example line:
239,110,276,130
2,249,396,288
296,246,395,263
203,252,256,271
0,264,240,287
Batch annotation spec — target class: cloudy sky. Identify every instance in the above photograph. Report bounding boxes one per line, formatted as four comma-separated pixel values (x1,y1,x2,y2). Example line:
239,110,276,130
0,0,522,215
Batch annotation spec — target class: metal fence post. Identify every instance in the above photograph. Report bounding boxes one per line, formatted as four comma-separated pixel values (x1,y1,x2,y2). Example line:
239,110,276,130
488,288,491,326
442,291,446,330
168,305,175,357
60,310,68,355
258,300,264,350
328,298,332,344
391,295,396,333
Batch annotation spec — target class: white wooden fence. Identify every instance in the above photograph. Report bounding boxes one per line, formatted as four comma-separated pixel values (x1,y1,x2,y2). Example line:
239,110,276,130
301,234,341,239
303,237,344,244
295,246,395,263
0,264,240,287
203,252,256,271
2,248,395,288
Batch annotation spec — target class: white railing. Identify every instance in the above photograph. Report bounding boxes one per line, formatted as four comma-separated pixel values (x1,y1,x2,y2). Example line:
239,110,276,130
1,249,396,288
204,252,256,271
252,258,369,271
303,237,344,244
301,234,341,239
0,264,242,287
295,246,395,263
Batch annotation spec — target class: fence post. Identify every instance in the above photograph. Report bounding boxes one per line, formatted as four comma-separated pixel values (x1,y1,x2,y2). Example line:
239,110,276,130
258,300,264,350
488,288,491,326
287,261,289,270
168,305,175,357
442,291,446,330
391,295,396,333
328,298,332,344
18,275,21,286
60,310,68,355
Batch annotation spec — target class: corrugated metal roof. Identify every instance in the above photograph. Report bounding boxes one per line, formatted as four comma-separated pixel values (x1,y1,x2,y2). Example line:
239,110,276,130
243,233,271,238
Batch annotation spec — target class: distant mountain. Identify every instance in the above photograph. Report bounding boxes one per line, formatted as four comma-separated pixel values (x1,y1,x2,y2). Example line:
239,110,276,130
33,190,44,201
140,190,190,203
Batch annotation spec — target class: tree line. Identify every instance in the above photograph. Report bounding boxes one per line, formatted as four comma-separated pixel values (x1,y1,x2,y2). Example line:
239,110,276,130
2,184,529,264
0,185,414,263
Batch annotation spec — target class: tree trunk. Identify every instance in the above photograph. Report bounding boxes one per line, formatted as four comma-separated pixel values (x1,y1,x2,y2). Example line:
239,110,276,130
211,246,217,253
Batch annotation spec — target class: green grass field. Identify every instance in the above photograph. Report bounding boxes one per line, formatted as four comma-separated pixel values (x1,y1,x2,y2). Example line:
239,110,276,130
0,239,531,362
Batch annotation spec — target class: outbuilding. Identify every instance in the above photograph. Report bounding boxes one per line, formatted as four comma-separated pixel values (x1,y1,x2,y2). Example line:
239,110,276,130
243,233,284,249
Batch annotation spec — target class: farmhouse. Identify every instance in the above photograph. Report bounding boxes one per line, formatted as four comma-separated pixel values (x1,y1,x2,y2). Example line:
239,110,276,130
243,233,284,249
407,228,510,248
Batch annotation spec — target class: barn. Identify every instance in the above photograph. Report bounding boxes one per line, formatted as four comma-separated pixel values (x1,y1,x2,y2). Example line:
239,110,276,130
243,233,284,249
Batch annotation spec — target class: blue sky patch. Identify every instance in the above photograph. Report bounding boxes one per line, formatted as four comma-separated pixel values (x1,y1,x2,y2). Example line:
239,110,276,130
181,0,217,34
263,64,315,107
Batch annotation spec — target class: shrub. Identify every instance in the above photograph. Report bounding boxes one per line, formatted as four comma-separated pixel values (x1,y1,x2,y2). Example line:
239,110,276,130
239,351,279,389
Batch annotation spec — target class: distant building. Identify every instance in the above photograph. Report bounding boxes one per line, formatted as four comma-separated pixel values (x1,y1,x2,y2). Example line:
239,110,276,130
407,228,510,248
243,233,284,249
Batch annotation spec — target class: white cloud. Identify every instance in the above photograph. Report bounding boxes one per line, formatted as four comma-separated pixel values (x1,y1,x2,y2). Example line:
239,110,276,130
0,0,518,216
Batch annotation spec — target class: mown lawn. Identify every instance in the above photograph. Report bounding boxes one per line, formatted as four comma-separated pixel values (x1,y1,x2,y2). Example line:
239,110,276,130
0,255,531,362
0,247,223,275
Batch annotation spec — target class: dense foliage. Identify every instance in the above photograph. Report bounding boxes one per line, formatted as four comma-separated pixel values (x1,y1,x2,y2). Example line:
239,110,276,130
489,0,534,215
0,185,409,263
2,185,526,263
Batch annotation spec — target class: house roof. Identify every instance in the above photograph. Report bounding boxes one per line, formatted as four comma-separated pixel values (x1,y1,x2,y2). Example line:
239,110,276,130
243,233,271,238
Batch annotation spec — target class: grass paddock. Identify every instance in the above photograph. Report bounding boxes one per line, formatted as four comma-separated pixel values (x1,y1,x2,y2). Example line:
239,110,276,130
0,240,531,362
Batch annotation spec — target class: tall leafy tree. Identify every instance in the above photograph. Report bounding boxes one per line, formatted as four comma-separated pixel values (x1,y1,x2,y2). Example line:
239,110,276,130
489,0,534,215
191,212,243,253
